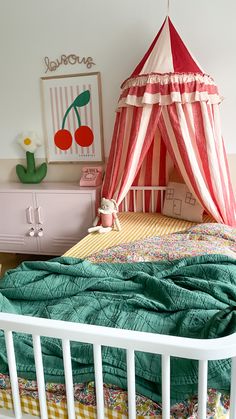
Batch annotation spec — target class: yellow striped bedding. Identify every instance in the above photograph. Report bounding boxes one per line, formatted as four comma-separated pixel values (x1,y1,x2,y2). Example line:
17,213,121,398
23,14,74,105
65,212,213,259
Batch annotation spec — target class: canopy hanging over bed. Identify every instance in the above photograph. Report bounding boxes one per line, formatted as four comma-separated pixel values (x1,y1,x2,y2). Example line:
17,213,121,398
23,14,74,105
102,17,236,226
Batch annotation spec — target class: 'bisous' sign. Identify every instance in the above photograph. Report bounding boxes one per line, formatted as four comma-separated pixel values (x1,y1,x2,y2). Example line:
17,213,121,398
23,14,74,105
44,54,96,73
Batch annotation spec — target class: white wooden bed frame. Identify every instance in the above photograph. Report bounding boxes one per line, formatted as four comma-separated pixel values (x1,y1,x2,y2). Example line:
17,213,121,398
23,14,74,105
123,186,166,212
0,186,236,419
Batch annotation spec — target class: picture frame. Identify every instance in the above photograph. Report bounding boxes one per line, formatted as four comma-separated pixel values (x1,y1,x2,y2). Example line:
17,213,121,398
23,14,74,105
41,72,104,163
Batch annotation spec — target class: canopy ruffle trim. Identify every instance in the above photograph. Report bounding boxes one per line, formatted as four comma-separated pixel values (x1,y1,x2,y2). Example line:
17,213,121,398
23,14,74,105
118,72,222,107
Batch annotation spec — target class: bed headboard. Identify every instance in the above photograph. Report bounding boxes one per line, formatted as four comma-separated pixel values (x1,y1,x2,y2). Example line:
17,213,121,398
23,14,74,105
122,186,167,213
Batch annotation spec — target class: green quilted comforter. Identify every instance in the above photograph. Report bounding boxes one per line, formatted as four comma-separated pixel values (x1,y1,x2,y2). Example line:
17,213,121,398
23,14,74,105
0,254,236,403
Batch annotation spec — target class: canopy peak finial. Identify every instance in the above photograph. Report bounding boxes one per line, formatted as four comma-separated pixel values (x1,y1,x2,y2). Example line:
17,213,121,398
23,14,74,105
166,0,170,16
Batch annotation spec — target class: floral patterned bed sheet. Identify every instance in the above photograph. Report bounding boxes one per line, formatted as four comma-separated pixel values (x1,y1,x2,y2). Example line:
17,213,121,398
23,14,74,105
0,374,230,418
87,223,236,264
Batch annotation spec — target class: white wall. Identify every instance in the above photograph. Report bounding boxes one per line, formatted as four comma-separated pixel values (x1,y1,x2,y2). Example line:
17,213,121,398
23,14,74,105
0,0,235,188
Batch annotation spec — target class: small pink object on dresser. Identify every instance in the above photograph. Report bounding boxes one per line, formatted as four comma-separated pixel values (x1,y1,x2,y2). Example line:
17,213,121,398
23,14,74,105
79,166,103,187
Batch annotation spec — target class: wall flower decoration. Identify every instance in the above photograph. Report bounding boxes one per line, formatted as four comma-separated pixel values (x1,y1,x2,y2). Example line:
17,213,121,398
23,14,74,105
16,131,47,184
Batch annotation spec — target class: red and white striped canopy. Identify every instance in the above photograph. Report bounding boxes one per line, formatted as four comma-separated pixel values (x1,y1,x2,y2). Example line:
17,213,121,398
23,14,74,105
102,17,236,226
131,17,204,76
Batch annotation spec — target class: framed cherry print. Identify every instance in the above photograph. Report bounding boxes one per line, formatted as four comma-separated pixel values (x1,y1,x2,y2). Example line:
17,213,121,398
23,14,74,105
41,72,104,163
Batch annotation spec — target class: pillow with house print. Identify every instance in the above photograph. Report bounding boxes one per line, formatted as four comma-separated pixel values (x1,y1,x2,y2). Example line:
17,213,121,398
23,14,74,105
162,182,204,222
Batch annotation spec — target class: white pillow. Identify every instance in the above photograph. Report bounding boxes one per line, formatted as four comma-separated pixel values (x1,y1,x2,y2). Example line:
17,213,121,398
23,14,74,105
162,182,204,223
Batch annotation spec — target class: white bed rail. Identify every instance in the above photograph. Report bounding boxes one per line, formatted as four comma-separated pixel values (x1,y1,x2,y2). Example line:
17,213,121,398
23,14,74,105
1,312,236,419
123,186,166,212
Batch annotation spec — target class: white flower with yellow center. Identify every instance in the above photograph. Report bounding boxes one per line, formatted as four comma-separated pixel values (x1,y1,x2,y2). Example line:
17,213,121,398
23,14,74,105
17,131,41,153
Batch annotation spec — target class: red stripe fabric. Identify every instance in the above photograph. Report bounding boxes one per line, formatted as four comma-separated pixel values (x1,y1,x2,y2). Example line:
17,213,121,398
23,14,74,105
129,105,162,178
164,104,220,211
120,79,219,100
168,18,203,74
158,112,181,169
134,140,154,212
158,135,167,186
168,105,212,206
103,98,236,226
101,17,236,226
131,18,167,77
205,103,229,219
208,104,236,223
160,103,236,225
116,106,162,205
102,109,127,199
131,17,203,77
103,106,143,202
119,74,220,107
191,102,216,201
116,107,144,195
222,139,236,221
133,129,166,212
159,106,222,219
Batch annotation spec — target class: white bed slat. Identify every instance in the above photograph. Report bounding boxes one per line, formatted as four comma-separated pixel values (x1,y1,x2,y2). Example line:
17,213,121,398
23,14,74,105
162,355,170,419
151,190,155,212
128,186,166,213
62,339,75,419
124,195,128,212
142,190,145,212
32,335,48,419
4,331,22,418
198,360,208,419
126,349,136,419
161,190,164,210
133,190,136,212
230,357,236,419
93,344,105,419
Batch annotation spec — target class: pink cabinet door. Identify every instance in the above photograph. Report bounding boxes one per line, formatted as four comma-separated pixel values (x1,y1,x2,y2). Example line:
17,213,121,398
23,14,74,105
0,192,38,253
35,191,95,255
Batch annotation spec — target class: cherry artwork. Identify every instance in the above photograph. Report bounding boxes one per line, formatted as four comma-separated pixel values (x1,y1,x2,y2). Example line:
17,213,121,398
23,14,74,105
54,90,94,151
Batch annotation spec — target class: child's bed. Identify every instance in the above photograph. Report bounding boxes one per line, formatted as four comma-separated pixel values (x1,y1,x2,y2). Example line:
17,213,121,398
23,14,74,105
65,212,214,260
0,187,236,419
65,186,213,260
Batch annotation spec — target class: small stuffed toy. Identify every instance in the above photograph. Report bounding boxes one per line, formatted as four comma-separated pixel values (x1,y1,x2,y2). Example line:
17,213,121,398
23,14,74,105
88,198,121,234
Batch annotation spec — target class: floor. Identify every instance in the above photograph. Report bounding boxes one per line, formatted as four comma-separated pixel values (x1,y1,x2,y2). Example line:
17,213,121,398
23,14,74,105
0,253,52,277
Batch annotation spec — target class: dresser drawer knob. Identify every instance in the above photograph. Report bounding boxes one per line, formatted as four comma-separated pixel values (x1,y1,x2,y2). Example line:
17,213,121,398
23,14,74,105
37,228,44,238
28,227,35,237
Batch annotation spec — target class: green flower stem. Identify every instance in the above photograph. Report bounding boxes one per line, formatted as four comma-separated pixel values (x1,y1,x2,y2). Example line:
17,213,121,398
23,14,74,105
16,151,47,184
26,151,36,173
